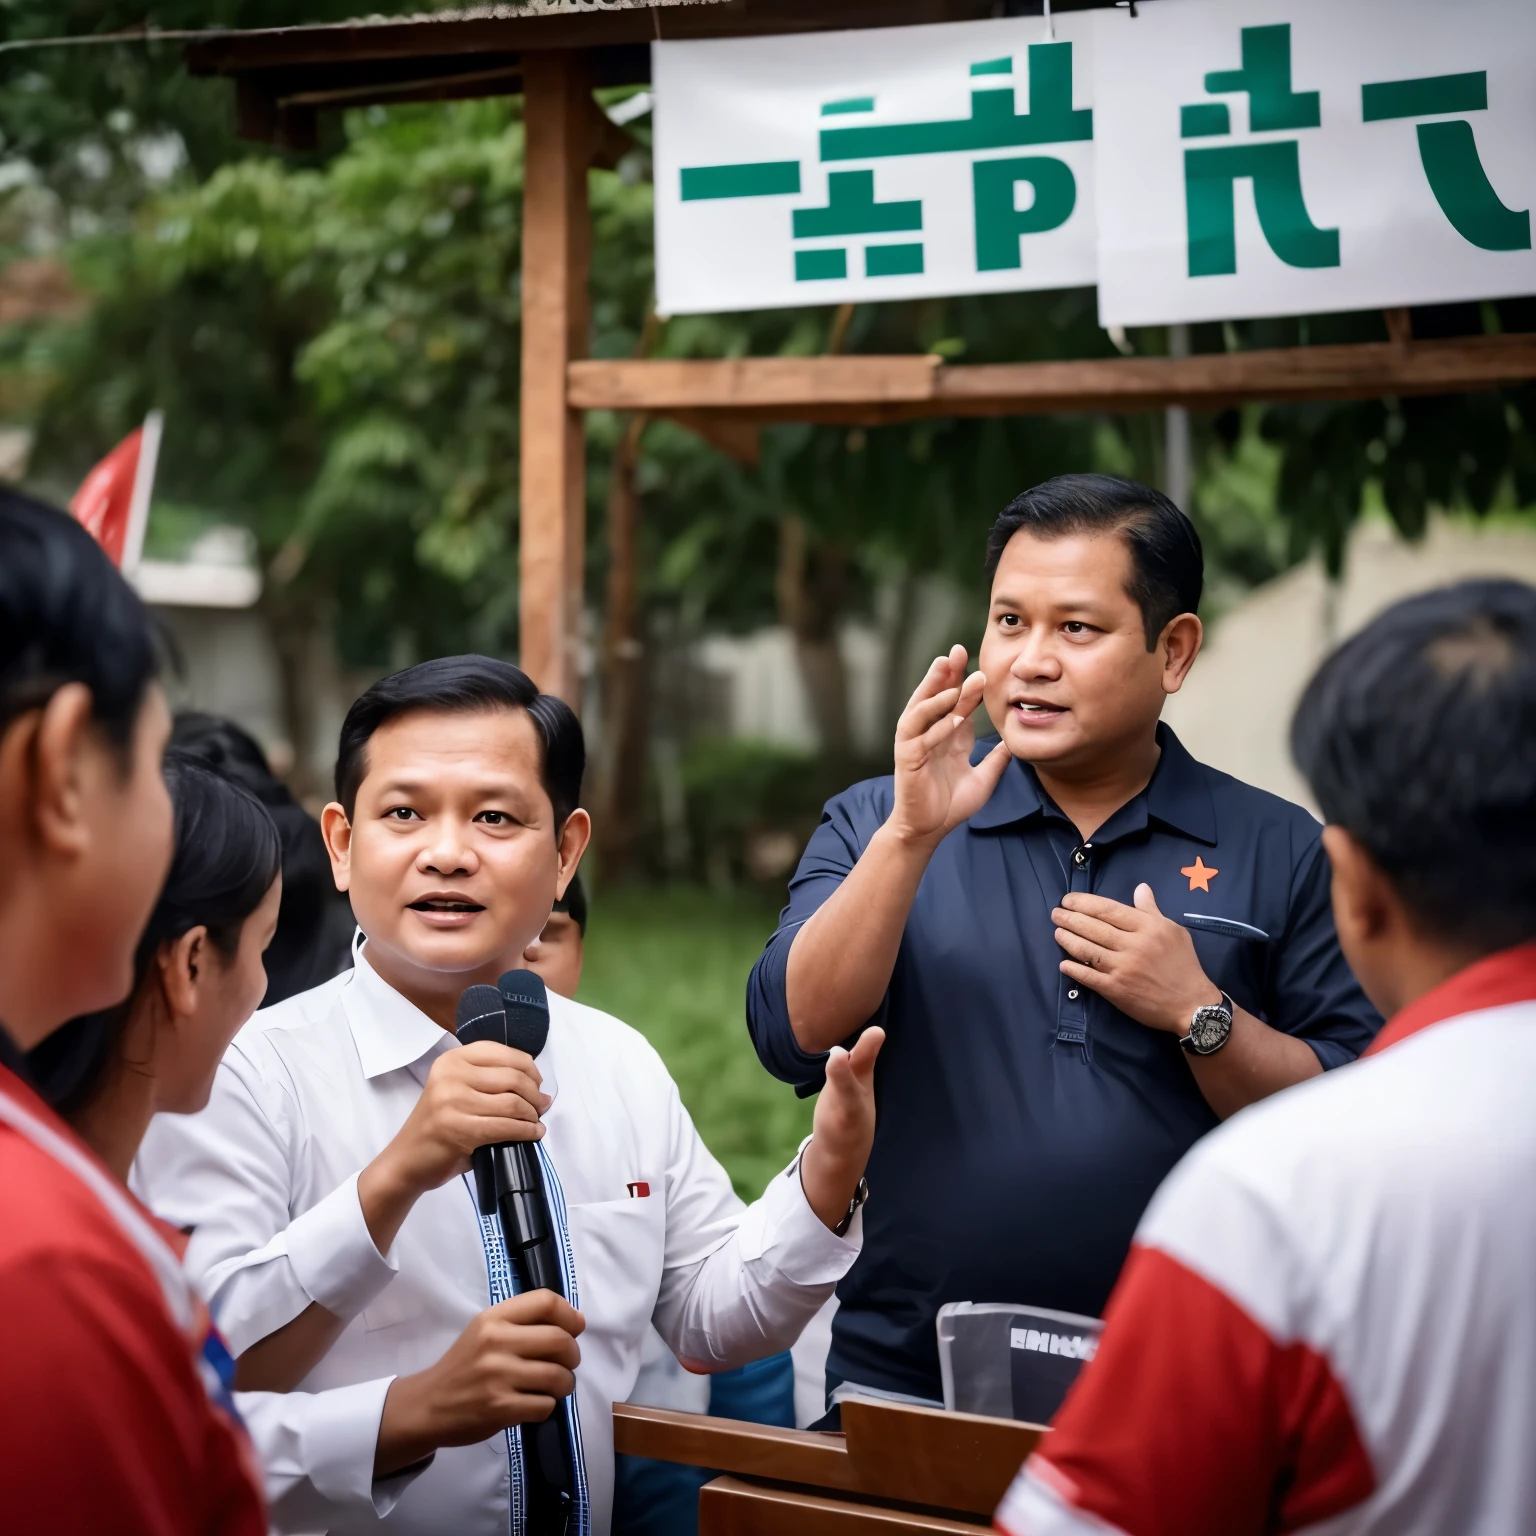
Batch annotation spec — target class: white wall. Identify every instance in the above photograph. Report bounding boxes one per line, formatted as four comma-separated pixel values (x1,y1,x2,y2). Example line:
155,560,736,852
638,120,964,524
1164,515,1536,811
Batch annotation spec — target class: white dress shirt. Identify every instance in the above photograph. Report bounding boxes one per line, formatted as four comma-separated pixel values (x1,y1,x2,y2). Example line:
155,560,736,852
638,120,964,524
134,949,860,1536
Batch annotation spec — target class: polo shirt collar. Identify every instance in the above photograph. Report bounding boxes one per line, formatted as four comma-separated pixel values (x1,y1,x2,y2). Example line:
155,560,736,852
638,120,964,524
967,723,1217,845
344,945,457,1080
1363,939,1536,1058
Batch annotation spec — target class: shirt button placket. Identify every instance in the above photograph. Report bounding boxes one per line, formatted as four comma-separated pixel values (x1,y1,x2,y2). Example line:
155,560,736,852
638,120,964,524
1056,843,1093,1050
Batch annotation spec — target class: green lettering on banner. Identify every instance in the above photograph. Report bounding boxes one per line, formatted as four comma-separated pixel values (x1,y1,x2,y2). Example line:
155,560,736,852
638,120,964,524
971,57,1012,77
1416,120,1531,250
681,161,801,201
973,156,1077,271
793,171,923,238
822,97,876,117
795,247,848,281
1362,71,1487,121
1359,71,1529,253
1203,24,1320,132
866,243,924,276
820,41,1091,161
1181,102,1231,139
1185,141,1340,275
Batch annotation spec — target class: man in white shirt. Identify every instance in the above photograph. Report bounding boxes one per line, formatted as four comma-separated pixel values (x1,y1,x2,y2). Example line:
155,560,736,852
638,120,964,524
137,655,881,1536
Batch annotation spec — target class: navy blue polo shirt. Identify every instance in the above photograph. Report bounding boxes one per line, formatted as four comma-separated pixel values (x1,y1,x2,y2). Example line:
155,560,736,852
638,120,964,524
746,724,1381,1402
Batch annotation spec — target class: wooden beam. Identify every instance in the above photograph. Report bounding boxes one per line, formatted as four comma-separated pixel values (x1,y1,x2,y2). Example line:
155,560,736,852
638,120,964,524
611,1400,1041,1520
520,52,592,704
1382,306,1414,346
840,1400,1041,1518
697,1476,988,1535
183,1,979,77
612,1404,861,1492
567,332,1536,424
277,64,523,110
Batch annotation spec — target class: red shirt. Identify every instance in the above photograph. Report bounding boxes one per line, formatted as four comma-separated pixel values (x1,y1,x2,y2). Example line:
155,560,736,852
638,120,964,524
0,1062,266,1536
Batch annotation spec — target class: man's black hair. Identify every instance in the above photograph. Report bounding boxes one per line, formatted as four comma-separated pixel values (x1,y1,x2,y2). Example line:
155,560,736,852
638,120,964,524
984,474,1204,648
334,656,584,829
552,870,588,935
29,754,282,1116
173,712,355,1006
1291,579,1536,953
0,487,158,752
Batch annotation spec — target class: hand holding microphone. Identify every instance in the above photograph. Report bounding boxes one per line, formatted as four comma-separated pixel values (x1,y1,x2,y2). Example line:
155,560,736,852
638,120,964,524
357,1020,549,1257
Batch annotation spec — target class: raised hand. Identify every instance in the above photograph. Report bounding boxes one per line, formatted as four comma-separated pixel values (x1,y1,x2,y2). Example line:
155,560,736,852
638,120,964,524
890,645,1012,848
799,1026,885,1232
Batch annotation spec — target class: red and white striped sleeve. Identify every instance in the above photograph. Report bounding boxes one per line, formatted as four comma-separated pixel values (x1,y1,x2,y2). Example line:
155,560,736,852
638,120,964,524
995,1155,1376,1536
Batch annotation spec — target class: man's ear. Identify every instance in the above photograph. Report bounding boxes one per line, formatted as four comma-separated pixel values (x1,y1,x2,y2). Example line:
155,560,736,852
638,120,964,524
320,802,354,893
1321,825,1396,950
158,927,207,1020
1159,613,1204,695
554,809,592,900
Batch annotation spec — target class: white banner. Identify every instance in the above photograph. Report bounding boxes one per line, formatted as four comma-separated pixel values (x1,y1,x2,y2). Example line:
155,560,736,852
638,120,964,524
651,0,1536,327
1093,0,1536,326
651,14,1098,315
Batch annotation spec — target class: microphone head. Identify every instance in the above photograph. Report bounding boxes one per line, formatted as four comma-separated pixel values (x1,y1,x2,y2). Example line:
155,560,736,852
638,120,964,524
497,969,550,1058
455,983,506,1047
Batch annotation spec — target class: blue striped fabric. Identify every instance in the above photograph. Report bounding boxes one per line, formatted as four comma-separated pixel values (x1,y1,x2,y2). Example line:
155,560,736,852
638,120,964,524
465,1160,590,1536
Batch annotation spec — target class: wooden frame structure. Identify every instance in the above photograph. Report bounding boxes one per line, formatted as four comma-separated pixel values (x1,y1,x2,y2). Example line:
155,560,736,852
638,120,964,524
184,0,1536,703
612,1396,1043,1532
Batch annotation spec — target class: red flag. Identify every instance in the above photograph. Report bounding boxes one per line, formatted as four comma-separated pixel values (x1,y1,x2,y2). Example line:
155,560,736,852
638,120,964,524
69,411,162,572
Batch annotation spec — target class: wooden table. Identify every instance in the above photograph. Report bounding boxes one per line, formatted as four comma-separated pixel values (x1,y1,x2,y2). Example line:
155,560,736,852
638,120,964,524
613,1397,1045,1533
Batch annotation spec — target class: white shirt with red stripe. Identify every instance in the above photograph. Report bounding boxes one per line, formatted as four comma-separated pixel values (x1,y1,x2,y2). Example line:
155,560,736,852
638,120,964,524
995,942,1536,1536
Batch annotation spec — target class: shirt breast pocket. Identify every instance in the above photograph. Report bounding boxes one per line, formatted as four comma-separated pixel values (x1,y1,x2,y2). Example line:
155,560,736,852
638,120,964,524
1181,913,1273,1018
566,1190,667,1345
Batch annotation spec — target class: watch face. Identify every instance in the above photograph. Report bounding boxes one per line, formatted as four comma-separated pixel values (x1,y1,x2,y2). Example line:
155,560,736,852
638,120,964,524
1188,1005,1231,1054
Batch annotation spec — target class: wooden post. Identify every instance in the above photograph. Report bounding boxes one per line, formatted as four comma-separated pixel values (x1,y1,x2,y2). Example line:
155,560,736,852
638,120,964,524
520,51,592,704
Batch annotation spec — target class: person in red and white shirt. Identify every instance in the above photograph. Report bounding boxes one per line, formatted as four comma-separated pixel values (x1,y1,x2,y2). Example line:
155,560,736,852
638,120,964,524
0,489,265,1536
996,578,1536,1536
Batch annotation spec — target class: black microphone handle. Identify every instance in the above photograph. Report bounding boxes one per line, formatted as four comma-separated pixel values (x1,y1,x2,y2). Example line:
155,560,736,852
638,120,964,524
478,1142,567,1300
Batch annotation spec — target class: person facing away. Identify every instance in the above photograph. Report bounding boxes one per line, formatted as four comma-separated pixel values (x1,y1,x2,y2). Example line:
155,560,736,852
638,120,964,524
746,473,1381,1414
996,577,1536,1536
519,872,797,1536
135,655,883,1536
0,489,266,1536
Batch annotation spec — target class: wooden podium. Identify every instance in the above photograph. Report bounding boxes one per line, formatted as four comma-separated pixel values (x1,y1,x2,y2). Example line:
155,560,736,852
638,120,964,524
613,1397,1043,1533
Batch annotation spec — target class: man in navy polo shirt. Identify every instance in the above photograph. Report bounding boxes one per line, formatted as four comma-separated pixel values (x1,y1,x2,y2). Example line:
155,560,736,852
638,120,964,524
746,473,1381,1413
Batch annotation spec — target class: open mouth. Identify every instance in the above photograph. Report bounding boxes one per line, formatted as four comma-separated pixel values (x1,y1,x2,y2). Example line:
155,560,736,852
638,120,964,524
407,897,486,914
1012,700,1067,719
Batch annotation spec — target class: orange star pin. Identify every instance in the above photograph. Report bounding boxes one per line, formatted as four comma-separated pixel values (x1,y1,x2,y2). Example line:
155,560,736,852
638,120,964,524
1181,856,1218,893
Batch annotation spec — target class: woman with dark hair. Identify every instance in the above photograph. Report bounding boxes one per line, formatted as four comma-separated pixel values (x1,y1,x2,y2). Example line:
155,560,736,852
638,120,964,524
30,753,283,1181
170,711,355,1006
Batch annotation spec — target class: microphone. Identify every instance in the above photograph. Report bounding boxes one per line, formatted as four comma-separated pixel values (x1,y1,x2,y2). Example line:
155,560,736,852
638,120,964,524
455,977,564,1296
453,975,575,1534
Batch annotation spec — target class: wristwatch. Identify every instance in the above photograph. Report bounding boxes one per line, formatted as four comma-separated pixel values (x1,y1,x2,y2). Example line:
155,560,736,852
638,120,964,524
835,1178,869,1237
1179,992,1234,1056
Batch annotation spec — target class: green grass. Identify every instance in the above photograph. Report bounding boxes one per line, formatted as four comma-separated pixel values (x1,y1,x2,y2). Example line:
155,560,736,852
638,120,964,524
576,885,813,1200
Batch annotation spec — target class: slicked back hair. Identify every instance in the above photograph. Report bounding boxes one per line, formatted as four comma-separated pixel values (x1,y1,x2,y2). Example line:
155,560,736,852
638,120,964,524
334,656,584,830
984,474,1204,649
1,487,158,754
1291,579,1536,953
